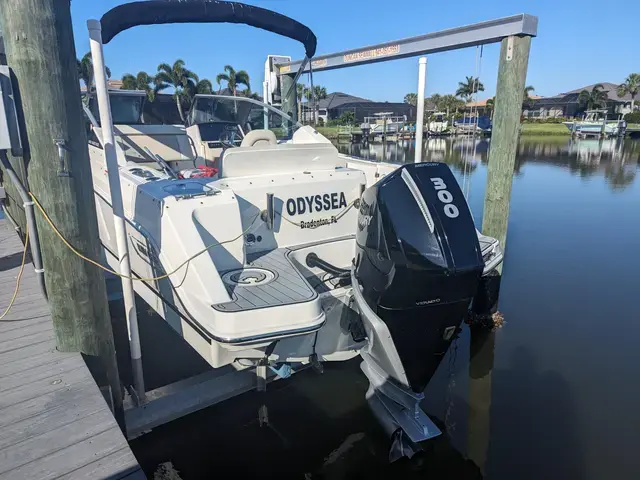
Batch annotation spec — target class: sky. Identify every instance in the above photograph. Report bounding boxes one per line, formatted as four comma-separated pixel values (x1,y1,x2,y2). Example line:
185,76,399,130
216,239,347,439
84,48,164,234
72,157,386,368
70,0,640,103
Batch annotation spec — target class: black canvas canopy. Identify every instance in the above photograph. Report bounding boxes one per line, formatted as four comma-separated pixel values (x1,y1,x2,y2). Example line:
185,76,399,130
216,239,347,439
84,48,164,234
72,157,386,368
100,0,317,58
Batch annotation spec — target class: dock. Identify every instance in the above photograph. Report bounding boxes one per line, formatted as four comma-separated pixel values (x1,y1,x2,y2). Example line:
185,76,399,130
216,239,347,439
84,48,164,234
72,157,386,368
0,217,144,479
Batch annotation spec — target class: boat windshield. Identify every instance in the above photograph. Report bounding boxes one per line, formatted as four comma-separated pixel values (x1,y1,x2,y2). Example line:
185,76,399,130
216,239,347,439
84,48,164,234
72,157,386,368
188,95,301,140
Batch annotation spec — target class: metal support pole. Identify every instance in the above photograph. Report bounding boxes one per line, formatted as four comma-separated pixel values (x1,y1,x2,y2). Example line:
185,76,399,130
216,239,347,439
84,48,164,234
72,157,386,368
88,20,145,404
281,73,298,123
415,57,427,163
262,81,269,128
0,152,47,300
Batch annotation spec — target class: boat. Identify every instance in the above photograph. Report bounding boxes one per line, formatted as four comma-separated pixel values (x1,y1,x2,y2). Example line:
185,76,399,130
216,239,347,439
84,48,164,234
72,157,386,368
85,0,504,457
361,113,407,138
563,109,621,136
453,114,492,135
428,111,449,135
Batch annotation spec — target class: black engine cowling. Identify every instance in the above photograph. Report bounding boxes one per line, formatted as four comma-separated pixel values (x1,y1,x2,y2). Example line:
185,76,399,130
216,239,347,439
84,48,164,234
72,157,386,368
354,162,484,393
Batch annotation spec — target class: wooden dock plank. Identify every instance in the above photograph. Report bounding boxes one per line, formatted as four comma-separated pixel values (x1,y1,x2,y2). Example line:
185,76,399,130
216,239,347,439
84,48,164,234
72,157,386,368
55,447,144,480
0,218,144,479
0,426,138,480
0,354,86,392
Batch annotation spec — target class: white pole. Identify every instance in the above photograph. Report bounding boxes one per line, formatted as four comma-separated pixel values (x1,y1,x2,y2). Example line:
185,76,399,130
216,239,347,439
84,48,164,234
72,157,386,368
88,20,145,404
262,81,269,128
415,57,427,163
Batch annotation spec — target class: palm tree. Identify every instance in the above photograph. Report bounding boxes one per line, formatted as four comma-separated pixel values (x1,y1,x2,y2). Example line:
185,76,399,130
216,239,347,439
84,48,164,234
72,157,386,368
456,76,484,102
429,94,442,111
441,94,465,116
312,86,327,125
216,65,250,96
300,85,327,124
486,97,495,119
523,85,535,108
155,60,199,122
121,72,159,101
313,86,328,101
404,93,418,106
617,73,640,112
296,84,305,122
77,52,111,94
578,84,609,111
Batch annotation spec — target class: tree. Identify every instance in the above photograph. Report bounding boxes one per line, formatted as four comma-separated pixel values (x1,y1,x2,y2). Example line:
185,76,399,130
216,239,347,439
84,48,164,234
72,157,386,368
155,59,199,122
77,51,111,95
617,73,640,111
296,84,305,122
404,93,418,105
338,111,356,125
578,83,609,111
485,97,495,119
441,94,465,116
523,85,536,108
429,94,442,111
456,76,484,102
216,65,250,96
301,85,327,124
121,71,158,101
241,90,261,100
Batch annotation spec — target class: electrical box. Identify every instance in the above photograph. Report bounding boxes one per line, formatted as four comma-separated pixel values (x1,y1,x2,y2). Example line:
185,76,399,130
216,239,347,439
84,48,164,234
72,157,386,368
263,55,290,107
0,65,23,155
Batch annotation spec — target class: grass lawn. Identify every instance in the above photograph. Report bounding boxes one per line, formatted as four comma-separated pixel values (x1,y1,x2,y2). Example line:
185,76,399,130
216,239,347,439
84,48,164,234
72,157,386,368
520,123,570,136
315,126,340,139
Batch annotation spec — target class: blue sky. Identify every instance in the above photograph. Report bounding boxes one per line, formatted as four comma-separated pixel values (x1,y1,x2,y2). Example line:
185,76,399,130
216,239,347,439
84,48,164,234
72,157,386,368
71,0,639,102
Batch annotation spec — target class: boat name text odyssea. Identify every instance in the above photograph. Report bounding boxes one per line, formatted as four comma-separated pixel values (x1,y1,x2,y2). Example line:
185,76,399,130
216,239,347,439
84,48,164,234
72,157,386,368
286,192,348,216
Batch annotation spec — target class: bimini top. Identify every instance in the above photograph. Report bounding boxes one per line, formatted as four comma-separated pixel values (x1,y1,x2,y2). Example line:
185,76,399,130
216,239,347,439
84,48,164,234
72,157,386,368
100,0,317,58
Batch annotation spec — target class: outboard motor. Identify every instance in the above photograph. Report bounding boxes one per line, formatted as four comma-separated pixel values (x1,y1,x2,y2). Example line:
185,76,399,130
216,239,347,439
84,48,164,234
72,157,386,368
351,162,485,460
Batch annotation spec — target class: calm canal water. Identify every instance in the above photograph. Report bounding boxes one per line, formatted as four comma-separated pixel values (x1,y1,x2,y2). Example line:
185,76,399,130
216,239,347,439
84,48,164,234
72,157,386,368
129,136,640,479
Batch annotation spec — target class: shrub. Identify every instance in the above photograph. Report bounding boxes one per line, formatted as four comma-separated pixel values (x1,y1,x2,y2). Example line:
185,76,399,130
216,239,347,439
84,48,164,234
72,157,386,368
624,111,640,123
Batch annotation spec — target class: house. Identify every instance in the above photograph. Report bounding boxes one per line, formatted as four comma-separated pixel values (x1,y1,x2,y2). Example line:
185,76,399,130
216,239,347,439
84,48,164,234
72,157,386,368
303,92,416,124
464,96,542,115
80,79,123,93
523,82,635,119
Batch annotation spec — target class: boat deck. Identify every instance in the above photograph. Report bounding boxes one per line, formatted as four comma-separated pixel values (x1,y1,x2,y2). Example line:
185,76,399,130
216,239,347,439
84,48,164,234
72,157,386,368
213,248,316,312
0,217,144,479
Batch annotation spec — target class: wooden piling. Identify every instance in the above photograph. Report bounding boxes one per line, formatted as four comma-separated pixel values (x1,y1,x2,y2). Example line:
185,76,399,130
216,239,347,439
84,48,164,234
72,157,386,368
281,73,298,123
481,35,531,260
0,0,123,418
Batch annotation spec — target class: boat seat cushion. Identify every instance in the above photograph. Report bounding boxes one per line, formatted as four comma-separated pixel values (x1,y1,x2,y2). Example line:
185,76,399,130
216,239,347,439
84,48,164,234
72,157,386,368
219,143,345,179
240,129,277,147
114,124,196,164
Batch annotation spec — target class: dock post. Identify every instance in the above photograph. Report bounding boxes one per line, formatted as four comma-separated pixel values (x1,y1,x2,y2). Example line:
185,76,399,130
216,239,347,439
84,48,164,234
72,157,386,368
414,57,427,163
481,35,531,262
0,0,123,421
281,73,298,123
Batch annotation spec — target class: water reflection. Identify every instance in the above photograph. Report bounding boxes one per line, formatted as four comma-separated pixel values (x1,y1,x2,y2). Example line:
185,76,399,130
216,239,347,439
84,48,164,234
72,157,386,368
337,137,640,191
466,327,496,476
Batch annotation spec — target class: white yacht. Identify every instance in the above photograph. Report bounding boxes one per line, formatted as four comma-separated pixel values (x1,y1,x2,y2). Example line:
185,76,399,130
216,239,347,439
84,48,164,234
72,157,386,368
563,109,621,136
86,0,503,458
428,112,449,135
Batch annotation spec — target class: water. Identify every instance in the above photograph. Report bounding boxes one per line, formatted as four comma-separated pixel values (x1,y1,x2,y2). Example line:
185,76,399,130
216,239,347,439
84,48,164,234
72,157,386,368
337,136,640,479
129,136,640,479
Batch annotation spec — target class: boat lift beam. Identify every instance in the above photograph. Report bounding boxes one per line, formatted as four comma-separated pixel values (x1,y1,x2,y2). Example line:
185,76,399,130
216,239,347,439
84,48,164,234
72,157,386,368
280,14,537,75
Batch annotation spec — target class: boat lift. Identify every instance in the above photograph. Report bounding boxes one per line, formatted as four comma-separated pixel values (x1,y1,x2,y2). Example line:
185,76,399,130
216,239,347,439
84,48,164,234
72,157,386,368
266,14,537,163
91,6,537,443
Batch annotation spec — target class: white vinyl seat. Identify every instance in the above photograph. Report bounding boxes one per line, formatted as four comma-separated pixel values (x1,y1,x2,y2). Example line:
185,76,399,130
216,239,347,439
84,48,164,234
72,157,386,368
240,129,277,147
219,143,345,179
